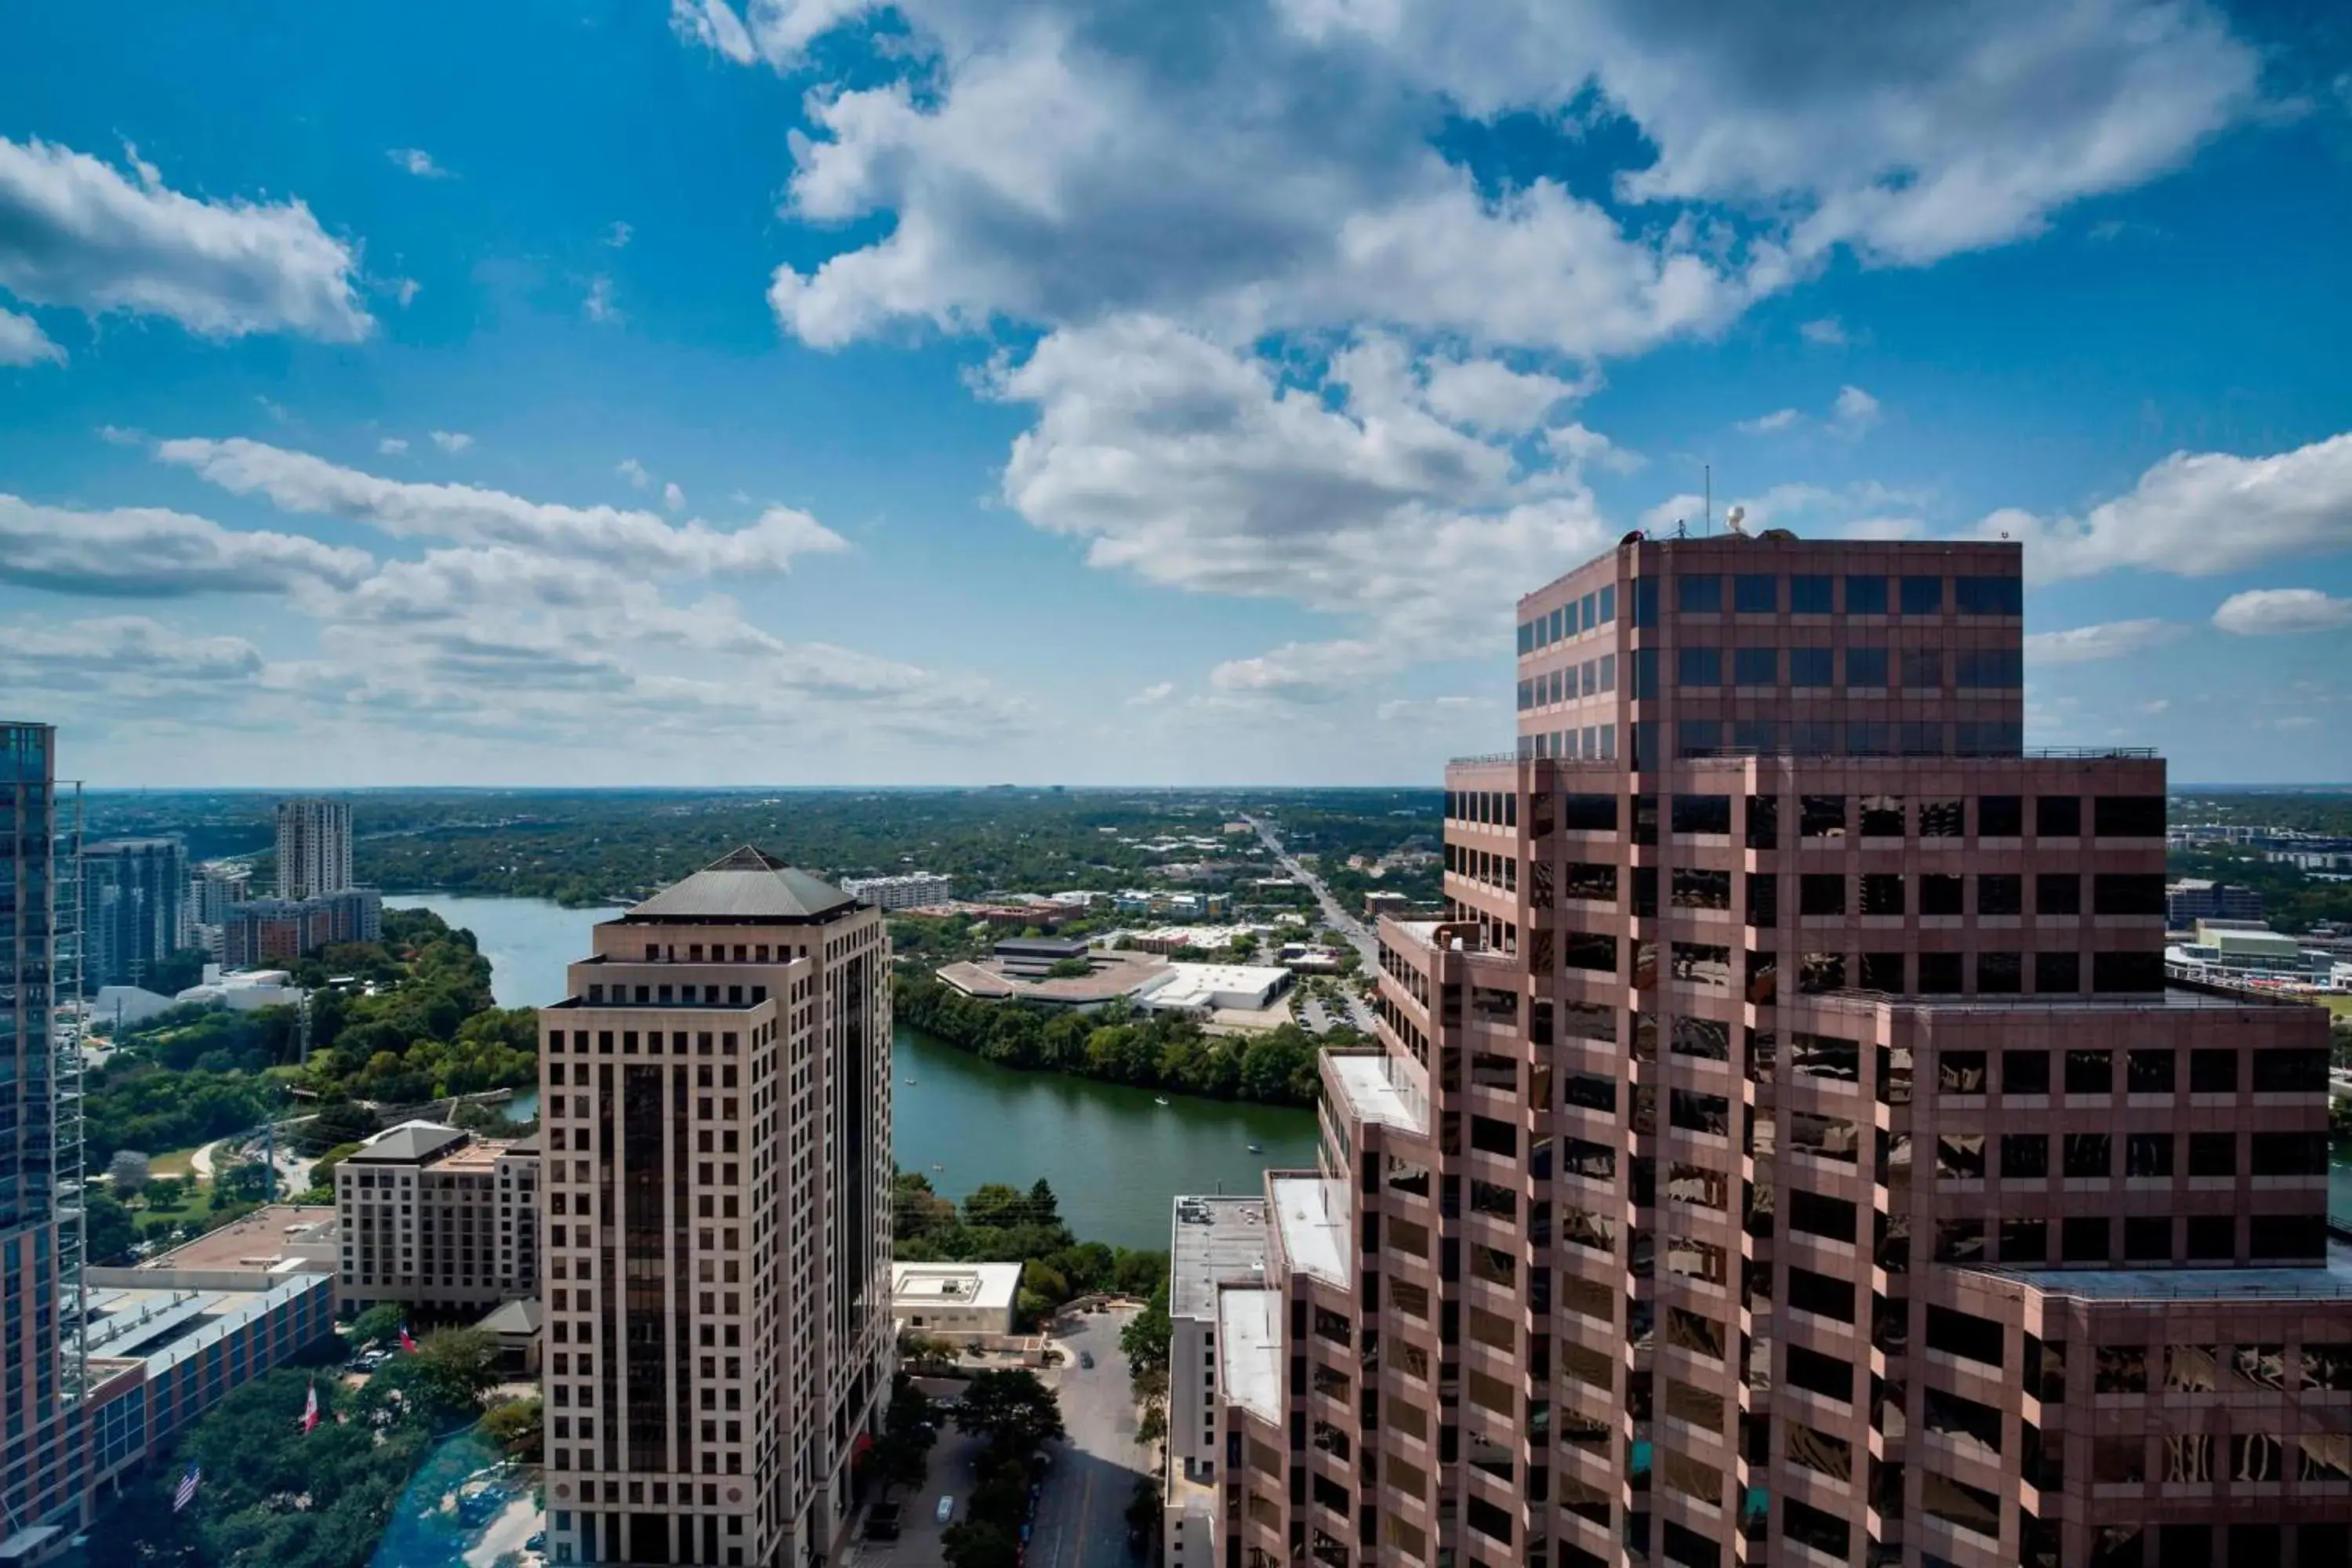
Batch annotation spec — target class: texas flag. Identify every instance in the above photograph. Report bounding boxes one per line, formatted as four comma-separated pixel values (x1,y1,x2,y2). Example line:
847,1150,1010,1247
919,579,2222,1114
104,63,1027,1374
299,1379,320,1434
399,1323,418,1353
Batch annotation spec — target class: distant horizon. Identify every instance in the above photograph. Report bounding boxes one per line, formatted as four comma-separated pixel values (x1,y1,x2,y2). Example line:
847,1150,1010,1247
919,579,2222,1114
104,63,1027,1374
63,778,2352,797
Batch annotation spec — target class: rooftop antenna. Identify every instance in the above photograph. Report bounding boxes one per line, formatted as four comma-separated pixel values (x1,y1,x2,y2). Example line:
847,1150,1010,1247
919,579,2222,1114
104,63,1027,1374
1704,463,1711,534
1726,504,1748,537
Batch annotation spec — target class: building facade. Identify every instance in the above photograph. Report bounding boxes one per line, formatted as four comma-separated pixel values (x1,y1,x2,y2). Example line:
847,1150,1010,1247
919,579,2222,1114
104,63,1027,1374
537,847,894,1568
274,797,354,899
81,837,187,989
2165,879,2263,928
187,862,251,936
218,887,383,967
336,1123,539,1316
837,872,953,911
1177,539,2352,1568
0,722,86,1559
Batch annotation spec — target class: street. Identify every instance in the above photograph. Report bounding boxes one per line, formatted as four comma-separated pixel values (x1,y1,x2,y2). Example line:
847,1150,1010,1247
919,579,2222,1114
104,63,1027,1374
844,1308,1150,1568
1247,816,1379,1033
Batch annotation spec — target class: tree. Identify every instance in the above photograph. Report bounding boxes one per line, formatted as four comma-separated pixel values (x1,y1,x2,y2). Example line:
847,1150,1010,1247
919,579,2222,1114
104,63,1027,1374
1121,1279,1172,1378
482,1396,543,1462
85,1188,136,1266
871,1374,938,1490
212,1158,273,1208
409,1328,501,1414
107,1149,151,1194
350,1302,405,1348
954,1368,1065,1457
1137,1403,1167,1448
942,1519,1020,1568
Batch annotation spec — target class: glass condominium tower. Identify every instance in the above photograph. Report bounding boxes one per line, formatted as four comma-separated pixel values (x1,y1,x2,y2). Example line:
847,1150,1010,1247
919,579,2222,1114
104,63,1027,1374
1171,538,2350,1568
0,723,84,1559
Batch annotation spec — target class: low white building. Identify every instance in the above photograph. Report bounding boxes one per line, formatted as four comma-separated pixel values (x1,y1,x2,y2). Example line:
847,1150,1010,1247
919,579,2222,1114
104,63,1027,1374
891,1261,1024,1338
92,985,180,1029
840,872,956,910
172,966,299,1012
1139,962,1294,1014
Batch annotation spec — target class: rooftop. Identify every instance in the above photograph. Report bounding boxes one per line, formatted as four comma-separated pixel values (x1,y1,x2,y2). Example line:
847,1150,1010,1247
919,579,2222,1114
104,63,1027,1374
621,845,855,924
1325,1052,1425,1134
891,1261,1023,1312
1270,1174,1348,1289
344,1120,468,1164
84,1272,325,1373
1170,1196,1270,1321
1973,1242,2352,1303
1216,1287,1282,1425
135,1204,336,1272
935,949,1169,1006
477,1298,546,1337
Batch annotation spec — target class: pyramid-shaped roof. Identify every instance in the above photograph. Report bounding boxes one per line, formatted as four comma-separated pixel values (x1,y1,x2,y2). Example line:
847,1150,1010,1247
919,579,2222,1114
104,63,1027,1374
622,845,857,923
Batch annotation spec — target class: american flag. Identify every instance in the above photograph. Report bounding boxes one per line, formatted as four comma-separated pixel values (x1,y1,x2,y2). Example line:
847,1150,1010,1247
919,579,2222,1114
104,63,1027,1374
299,1379,320,1434
172,1463,201,1513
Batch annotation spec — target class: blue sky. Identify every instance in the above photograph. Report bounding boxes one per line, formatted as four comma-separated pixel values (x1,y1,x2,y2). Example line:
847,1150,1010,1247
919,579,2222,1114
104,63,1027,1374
2,0,2350,787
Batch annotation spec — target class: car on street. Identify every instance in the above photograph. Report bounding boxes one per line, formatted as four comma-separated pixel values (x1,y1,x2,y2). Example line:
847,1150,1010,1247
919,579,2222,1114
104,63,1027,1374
936,1494,956,1526
865,1503,902,1541
1079,1350,1094,1369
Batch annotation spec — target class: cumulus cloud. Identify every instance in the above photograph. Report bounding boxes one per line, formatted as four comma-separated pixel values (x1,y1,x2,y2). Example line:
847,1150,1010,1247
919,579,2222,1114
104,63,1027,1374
152,436,849,576
430,430,474,453
0,305,63,365
1738,408,1799,435
0,617,266,699
663,481,685,512
604,222,634,249
387,148,452,179
1831,383,1882,433
0,136,371,342
0,494,373,597
1128,681,1176,706
2212,588,2352,637
392,278,421,307
2024,619,2187,663
583,276,619,324
617,458,652,489
378,437,409,455
1799,317,1846,346
1984,431,2352,580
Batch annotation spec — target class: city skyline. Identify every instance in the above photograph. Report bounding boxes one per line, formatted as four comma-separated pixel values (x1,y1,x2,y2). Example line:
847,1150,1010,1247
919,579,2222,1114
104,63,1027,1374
3,4,2352,789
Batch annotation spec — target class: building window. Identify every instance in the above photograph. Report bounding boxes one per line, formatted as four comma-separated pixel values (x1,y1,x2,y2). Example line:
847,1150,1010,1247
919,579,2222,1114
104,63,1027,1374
1900,575,1945,615
1679,575,1722,615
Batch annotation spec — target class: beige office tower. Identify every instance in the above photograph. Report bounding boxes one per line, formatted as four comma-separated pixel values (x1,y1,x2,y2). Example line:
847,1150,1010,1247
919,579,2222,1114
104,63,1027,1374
274,797,354,898
537,848,894,1567
1176,538,2352,1568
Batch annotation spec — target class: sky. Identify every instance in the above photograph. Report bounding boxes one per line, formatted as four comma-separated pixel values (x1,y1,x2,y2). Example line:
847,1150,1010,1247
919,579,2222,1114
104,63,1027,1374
3,1,2351,788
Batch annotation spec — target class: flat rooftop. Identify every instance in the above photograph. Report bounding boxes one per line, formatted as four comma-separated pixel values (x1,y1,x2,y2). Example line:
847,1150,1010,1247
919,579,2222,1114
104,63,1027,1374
935,949,1168,1005
1327,1052,1425,1133
137,1204,336,1272
85,1272,325,1373
1977,1242,2352,1304
1217,1287,1282,1425
1270,1174,1348,1289
1171,1196,1270,1321
891,1261,1022,1312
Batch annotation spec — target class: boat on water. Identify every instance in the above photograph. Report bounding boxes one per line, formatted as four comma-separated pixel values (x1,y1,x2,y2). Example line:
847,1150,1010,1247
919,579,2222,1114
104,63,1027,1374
903,1077,917,1085
1153,1096,1171,1107
1246,1143,1265,1154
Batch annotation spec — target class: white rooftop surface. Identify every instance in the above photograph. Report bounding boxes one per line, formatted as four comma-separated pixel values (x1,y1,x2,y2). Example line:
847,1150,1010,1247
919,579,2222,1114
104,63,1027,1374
1149,963,1292,1009
1271,1174,1349,1288
84,1274,321,1374
891,1261,1022,1311
1327,1052,1425,1133
1217,1288,1283,1425
1171,1196,1271,1320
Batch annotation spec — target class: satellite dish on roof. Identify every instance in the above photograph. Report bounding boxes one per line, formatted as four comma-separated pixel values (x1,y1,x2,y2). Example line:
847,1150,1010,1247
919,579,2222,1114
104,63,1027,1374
1725,505,1747,535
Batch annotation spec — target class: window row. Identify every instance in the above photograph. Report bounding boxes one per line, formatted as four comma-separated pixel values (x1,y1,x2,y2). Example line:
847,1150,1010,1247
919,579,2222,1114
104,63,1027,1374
1516,583,1618,654
1554,789,2166,841
1515,653,1617,710
1933,1211,2328,1266
1520,724,1617,763
1632,569,2021,621
1556,935,2160,995
1934,1128,2332,1180
1651,717,2024,762
1635,644,2022,693
1936,1046,2327,1097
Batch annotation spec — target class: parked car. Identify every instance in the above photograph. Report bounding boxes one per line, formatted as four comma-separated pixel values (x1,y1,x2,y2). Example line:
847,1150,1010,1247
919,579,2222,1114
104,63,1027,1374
1079,1351,1094,1370
865,1504,903,1541
936,1494,956,1526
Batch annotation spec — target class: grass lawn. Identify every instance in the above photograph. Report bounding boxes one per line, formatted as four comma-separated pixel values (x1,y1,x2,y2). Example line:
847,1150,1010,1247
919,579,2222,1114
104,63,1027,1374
148,1146,201,1178
2318,996,2352,1020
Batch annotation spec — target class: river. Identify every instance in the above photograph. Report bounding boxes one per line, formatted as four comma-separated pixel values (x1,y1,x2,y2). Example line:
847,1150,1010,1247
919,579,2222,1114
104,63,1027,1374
386,895,1317,1249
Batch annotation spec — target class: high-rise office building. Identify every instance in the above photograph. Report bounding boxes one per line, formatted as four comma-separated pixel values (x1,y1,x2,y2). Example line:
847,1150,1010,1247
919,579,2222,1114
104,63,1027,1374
274,797,354,899
188,862,251,927
81,837,187,989
537,847,893,1567
0,723,89,1559
1172,539,2351,1568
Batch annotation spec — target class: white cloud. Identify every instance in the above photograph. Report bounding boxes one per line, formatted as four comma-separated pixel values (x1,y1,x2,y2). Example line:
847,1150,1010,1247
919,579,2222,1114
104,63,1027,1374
1799,316,1846,346
670,0,758,65
151,436,850,576
1984,431,2352,581
0,493,373,597
1831,383,1882,433
0,616,266,699
378,437,409,456
0,305,63,366
1737,408,1799,435
583,275,619,324
430,430,474,454
663,482,685,512
604,221,634,249
2212,588,2352,637
617,458,652,489
2138,698,2171,715
1417,357,1586,434
387,148,452,180
392,277,421,307
2024,619,2187,664
0,136,371,342
1128,681,1176,706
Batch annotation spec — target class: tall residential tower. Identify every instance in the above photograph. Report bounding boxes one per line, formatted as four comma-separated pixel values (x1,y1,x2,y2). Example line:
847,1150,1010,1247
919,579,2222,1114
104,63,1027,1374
1170,538,2351,1568
537,848,893,1567
274,797,354,899
0,724,88,1559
